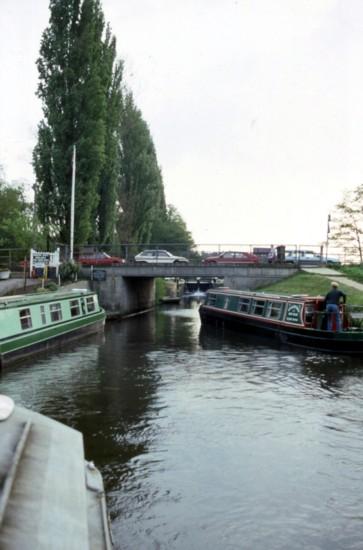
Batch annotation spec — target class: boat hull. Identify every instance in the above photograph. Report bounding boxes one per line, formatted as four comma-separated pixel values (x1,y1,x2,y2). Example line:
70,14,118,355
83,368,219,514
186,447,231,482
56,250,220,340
200,305,363,355
0,312,105,367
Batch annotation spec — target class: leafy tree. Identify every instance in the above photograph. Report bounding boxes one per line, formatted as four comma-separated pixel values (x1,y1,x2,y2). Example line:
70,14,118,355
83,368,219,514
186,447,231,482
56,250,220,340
150,204,194,255
330,185,363,262
33,0,121,245
118,92,166,243
0,178,42,250
34,0,195,253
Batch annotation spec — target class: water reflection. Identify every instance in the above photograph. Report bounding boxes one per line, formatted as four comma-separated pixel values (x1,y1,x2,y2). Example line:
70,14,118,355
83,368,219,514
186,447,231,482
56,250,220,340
1,301,363,550
0,334,104,423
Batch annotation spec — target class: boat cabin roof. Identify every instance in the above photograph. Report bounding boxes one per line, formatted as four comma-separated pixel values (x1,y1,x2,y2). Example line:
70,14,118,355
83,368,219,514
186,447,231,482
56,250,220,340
208,288,324,304
0,289,94,310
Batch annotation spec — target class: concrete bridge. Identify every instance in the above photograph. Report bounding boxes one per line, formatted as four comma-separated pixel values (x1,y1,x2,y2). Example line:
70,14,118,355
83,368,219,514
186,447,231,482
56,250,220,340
85,264,297,318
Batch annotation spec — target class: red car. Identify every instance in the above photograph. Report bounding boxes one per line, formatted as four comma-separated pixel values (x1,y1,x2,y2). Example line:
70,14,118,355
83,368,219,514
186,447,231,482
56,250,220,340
202,251,259,265
78,252,125,266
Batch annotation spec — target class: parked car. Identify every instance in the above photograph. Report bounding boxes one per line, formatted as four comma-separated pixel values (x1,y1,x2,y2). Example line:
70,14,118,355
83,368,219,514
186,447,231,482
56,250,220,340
202,251,259,265
285,251,340,265
77,252,125,266
134,250,189,264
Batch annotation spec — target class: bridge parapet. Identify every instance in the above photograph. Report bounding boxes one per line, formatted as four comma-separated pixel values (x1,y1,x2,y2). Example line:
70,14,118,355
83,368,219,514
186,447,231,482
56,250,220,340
87,264,297,279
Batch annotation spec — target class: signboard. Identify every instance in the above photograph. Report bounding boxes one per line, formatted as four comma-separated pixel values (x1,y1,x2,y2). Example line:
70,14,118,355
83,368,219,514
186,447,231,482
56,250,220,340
32,252,51,267
285,302,303,324
92,269,107,281
30,248,60,277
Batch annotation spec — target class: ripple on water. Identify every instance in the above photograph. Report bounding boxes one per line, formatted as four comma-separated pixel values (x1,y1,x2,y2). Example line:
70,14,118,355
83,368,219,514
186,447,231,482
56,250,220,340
1,309,363,549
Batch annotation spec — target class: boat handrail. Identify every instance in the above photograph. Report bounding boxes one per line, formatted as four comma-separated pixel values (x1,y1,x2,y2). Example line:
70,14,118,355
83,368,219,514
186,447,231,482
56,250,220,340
0,420,32,527
0,289,94,309
208,289,323,302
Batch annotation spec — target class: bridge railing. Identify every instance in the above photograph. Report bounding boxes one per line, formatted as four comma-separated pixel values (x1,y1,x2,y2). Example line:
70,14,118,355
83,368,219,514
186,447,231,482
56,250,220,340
61,242,351,265
0,248,29,271
0,243,359,270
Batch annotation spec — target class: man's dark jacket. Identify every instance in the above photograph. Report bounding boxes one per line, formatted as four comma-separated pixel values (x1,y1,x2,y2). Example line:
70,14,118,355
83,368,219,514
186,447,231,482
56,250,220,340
324,288,346,306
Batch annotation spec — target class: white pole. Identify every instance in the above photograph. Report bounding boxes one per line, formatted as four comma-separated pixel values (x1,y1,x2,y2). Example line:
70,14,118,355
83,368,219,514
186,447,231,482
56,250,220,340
326,213,330,262
70,145,76,261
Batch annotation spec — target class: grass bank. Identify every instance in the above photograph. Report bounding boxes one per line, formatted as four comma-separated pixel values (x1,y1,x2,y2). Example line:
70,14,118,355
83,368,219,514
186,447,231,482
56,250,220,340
336,265,363,284
259,272,363,305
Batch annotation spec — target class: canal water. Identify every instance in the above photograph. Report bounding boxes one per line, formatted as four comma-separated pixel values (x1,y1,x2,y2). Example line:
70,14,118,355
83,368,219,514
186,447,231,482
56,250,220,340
1,300,363,550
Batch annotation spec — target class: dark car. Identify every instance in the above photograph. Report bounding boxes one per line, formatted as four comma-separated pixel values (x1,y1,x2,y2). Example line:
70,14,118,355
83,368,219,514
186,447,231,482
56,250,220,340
202,251,259,265
78,252,125,266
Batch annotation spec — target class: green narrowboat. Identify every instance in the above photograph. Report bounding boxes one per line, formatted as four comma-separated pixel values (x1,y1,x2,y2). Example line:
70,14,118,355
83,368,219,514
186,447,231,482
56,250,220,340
0,289,105,367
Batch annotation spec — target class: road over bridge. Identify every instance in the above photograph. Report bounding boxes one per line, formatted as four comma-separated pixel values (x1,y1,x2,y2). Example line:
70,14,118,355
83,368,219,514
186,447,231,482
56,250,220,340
84,264,297,318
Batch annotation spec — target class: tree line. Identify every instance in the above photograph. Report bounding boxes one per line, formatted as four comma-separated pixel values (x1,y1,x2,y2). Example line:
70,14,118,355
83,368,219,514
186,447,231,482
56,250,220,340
2,0,193,256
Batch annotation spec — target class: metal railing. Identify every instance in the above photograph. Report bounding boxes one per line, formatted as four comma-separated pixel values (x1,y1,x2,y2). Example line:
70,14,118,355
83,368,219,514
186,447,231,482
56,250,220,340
0,249,29,270
0,243,359,269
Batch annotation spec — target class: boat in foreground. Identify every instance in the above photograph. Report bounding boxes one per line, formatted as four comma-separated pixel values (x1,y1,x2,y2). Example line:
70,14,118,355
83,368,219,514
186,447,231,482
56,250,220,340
199,288,363,354
0,395,112,549
0,289,105,367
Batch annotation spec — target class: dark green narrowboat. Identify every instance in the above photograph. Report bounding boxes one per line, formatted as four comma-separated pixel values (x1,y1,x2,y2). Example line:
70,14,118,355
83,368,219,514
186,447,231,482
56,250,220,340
200,288,363,354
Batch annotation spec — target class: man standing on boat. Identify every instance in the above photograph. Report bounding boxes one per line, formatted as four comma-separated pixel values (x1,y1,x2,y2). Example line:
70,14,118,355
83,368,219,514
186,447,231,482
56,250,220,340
324,281,346,331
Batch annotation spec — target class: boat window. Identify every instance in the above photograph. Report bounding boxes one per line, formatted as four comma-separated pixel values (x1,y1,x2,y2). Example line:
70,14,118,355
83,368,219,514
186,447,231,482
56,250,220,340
239,298,251,313
70,299,80,317
208,294,216,306
223,296,229,309
50,303,62,322
19,308,32,330
266,301,283,319
40,305,46,325
251,299,265,316
86,296,95,312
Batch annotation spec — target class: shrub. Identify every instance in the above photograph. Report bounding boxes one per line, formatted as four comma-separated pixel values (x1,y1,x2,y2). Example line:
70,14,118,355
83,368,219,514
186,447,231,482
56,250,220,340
45,281,59,291
59,261,80,282
155,278,167,302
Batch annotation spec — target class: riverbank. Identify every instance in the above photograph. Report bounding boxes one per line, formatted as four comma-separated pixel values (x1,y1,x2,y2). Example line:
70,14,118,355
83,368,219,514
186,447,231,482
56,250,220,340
260,270,363,305
0,276,41,296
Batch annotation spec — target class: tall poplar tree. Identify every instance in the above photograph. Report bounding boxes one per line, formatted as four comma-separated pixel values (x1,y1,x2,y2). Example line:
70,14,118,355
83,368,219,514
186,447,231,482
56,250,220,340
33,0,121,245
118,92,166,243
34,0,194,251
97,28,123,244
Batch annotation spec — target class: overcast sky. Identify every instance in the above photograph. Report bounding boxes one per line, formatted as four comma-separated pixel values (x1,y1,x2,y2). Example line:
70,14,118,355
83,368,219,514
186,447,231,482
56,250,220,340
1,0,363,248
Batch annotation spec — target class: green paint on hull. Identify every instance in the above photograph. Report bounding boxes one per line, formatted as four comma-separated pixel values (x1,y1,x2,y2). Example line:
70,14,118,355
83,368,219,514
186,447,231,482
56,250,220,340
0,310,105,356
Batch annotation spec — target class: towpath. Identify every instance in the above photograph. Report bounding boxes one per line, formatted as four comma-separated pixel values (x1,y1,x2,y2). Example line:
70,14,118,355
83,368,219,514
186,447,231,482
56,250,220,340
302,267,363,292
